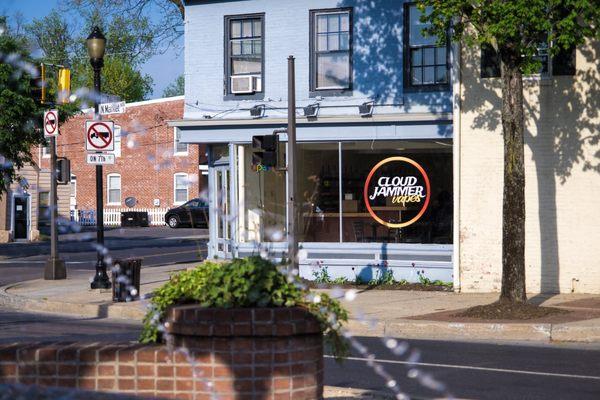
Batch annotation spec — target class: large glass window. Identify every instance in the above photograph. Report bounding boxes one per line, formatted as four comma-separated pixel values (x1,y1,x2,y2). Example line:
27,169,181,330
311,9,352,90
406,4,448,88
341,140,452,243
238,144,286,243
298,143,340,242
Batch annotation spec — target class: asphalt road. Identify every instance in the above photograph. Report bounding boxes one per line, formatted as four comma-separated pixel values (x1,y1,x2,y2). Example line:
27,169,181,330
0,310,598,400
325,337,600,399
0,226,208,286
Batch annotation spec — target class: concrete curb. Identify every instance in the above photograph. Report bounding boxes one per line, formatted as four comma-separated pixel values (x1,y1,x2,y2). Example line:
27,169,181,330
2,284,599,344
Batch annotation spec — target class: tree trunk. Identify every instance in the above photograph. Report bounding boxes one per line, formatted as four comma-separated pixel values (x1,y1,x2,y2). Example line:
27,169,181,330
499,46,527,303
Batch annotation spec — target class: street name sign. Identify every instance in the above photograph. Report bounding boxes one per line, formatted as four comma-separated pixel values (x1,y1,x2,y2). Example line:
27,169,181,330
86,153,115,165
99,101,126,115
85,120,114,152
44,110,59,137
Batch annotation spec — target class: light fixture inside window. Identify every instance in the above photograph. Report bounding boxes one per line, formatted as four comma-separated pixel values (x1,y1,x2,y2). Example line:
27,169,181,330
250,104,265,118
358,101,374,118
303,103,320,119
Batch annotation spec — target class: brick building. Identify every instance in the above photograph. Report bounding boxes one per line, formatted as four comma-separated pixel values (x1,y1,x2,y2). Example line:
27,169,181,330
54,96,206,217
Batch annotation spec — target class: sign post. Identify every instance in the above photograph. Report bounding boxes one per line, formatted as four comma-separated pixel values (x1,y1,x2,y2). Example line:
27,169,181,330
43,109,66,280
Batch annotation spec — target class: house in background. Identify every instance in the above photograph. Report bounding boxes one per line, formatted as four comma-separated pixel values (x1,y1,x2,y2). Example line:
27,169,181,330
55,96,207,225
0,153,70,243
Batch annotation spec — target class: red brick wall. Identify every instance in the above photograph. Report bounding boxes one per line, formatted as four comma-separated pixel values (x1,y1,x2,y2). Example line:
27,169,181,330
39,98,206,211
0,307,324,400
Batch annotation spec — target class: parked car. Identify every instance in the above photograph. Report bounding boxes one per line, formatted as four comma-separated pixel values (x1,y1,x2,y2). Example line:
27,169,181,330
165,198,209,228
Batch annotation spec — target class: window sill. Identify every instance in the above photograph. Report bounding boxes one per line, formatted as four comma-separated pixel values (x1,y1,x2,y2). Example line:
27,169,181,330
523,75,552,86
174,152,189,157
106,203,121,206
404,84,450,93
223,93,265,101
309,89,353,98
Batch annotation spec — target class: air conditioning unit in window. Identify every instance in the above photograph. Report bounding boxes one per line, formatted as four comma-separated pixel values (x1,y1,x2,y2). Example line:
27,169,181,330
231,76,261,94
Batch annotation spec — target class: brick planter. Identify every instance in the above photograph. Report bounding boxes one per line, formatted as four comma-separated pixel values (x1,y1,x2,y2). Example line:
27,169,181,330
165,305,324,400
0,307,324,400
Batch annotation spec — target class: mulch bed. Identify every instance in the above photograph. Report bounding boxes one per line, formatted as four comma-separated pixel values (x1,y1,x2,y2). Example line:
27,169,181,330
410,298,600,324
302,279,452,292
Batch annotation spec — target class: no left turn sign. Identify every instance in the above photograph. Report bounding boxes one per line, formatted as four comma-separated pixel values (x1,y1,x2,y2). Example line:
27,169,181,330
44,110,58,137
85,120,115,152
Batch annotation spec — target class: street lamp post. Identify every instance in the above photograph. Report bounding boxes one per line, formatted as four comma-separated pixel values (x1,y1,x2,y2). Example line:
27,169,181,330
87,26,111,289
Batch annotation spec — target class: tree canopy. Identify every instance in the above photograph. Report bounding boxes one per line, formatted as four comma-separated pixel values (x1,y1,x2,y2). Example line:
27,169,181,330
162,74,183,97
0,17,44,193
25,7,155,103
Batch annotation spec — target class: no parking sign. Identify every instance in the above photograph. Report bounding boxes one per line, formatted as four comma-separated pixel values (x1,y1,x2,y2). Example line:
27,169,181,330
85,120,114,152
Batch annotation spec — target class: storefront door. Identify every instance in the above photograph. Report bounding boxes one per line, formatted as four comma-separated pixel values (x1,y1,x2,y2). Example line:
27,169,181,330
213,165,232,258
13,195,29,240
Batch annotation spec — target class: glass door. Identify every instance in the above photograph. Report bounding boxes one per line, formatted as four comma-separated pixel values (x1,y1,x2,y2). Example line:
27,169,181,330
214,165,232,258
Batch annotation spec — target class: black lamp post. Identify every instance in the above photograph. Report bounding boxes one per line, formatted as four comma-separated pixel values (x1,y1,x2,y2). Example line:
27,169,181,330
87,26,111,289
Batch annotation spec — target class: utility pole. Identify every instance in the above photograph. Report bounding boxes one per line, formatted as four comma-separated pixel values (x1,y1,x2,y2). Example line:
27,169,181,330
286,56,298,272
44,133,66,280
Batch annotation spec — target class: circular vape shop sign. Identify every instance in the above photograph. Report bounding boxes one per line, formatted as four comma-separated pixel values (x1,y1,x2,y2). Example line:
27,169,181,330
363,157,431,228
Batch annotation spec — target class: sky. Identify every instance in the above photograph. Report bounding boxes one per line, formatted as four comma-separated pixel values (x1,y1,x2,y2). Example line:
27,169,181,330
1,0,184,99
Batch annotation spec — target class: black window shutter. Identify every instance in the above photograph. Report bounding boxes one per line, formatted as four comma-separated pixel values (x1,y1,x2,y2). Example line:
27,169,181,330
480,43,501,78
552,46,576,76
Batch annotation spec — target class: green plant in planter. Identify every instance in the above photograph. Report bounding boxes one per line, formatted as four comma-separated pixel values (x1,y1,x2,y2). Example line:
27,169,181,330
140,256,350,359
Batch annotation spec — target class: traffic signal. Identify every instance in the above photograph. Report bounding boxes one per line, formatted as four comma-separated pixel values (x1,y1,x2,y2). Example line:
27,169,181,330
57,68,71,104
30,63,46,104
56,158,71,184
252,135,278,167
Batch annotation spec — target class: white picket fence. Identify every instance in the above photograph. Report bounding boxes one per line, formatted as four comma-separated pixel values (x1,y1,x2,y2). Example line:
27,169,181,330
71,208,169,227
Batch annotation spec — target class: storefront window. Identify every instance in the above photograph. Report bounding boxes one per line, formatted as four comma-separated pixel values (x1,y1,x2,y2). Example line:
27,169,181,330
298,143,340,242
341,140,452,244
238,144,286,242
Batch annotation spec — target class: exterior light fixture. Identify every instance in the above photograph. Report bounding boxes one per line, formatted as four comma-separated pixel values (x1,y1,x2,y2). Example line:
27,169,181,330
303,103,319,119
358,101,374,117
250,104,266,118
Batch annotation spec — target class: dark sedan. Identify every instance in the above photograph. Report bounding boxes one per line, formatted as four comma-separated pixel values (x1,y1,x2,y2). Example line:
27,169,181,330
165,198,209,228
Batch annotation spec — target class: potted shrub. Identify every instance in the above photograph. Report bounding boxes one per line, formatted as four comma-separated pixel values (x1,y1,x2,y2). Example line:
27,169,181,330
140,256,348,399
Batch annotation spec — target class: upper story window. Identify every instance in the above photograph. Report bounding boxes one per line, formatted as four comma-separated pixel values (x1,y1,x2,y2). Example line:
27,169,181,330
225,14,264,97
112,125,122,158
42,145,50,158
107,173,121,205
174,173,189,205
405,4,449,90
310,8,352,93
174,128,188,155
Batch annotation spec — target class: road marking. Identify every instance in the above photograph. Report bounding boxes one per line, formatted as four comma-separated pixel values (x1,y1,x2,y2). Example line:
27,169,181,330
324,355,600,381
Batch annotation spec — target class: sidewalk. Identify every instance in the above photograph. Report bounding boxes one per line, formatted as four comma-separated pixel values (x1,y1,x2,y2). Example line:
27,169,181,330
2,264,600,343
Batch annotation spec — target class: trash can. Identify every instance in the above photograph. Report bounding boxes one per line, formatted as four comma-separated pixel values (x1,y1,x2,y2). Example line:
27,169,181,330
120,211,149,227
112,258,142,302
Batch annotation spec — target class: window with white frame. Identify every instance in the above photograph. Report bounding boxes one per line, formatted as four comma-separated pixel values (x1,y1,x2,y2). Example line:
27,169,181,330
174,173,189,204
107,173,121,205
42,145,50,158
112,125,122,157
174,128,188,155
